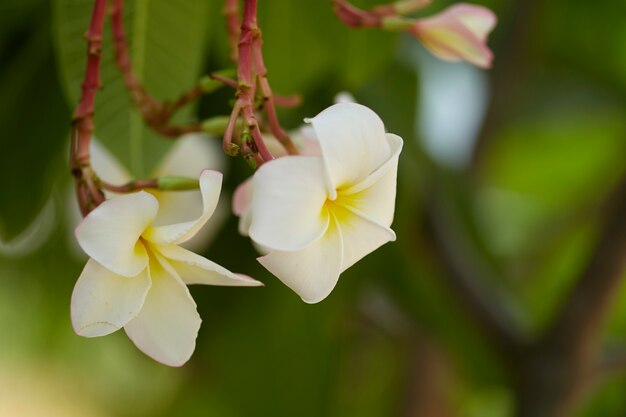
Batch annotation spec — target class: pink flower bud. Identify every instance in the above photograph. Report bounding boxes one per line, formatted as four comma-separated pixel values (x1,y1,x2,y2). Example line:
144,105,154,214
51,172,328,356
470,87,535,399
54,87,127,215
411,3,497,68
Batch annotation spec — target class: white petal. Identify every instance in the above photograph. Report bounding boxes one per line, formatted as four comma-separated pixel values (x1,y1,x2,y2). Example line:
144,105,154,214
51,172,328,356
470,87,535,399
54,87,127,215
341,134,403,226
90,139,132,186
258,219,343,304
307,103,392,197
333,205,396,272
71,258,151,337
153,133,226,178
75,192,158,277
143,170,222,245
155,243,262,287
249,156,330,251
124,255,201,367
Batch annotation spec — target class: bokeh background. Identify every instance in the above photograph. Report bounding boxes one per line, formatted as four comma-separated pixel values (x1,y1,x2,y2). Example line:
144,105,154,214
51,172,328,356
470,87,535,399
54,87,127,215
1,0,626,416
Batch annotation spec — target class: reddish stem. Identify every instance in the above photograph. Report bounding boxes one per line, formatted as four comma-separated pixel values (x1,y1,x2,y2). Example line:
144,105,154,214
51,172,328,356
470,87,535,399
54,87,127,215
332,0,384,28
110,0,204,138
210,72,238,89
110,0,161,114
71,0,108,215
252,39,298,155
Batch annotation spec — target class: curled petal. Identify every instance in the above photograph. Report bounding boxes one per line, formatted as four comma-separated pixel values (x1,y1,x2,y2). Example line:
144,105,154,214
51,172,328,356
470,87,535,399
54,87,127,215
75,191,158,277
333,205,396,272
341,134,403,226
249,156,330,252
143,170,222,245
258,219,343,304
412,3,496,68
155,243,262,287
306,103,392,197
71,258,151,337
124,255,201,367
152,133,226,228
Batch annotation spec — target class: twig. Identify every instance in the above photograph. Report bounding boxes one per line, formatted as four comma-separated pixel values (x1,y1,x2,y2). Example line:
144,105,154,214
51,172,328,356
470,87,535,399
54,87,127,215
515,175,626,417
109,0,204,138
70,0,108,215
224,0,297,163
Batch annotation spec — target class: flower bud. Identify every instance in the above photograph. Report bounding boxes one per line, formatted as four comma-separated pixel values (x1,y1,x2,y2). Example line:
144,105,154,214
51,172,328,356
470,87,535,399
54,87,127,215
410,3,496,68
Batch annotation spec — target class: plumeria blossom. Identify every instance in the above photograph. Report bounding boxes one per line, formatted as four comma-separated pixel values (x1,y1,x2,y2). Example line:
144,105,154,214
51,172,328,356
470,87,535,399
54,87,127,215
69,134,228,255
233,92,352,235
410,3,497,69
246,102,403,303
72,170,262,366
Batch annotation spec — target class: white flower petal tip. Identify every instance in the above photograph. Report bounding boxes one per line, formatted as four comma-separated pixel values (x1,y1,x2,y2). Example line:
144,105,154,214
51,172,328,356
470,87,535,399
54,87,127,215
155,244,263,287
249,103,402,303
236,274,264,286
75,191,158,277
411,3,497,69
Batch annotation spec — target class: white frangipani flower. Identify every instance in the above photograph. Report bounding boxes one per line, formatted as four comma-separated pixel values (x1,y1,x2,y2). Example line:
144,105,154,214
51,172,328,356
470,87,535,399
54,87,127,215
92,133,229,251
248,103,403,303
72,170,261,366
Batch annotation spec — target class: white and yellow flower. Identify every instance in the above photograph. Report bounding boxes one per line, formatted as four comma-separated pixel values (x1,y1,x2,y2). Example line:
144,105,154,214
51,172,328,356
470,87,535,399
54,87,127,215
247,102,403,303
72,170,261,367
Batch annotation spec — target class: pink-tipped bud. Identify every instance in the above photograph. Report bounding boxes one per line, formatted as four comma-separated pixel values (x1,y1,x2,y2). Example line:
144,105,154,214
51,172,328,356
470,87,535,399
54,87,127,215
411,3,497,69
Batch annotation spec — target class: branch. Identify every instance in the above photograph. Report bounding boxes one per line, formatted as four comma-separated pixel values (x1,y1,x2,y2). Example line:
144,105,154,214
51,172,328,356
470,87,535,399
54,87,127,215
223,0,298,164
70,0,108,215
515,175,626,417
109,0,203,138
543,175,626,359
332,0,430,28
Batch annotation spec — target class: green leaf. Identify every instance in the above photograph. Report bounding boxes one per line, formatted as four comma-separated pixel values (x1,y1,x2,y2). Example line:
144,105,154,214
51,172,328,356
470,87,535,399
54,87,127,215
256,0,397,99
53,0,212,177
0,7,69,241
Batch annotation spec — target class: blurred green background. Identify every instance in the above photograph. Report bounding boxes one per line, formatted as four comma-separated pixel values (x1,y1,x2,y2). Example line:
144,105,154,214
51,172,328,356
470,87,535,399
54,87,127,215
1,0,626,416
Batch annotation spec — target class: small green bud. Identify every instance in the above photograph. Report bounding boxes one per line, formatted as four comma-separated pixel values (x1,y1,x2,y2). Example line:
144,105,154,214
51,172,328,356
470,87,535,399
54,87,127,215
201,116,231,135
157,176,199,191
